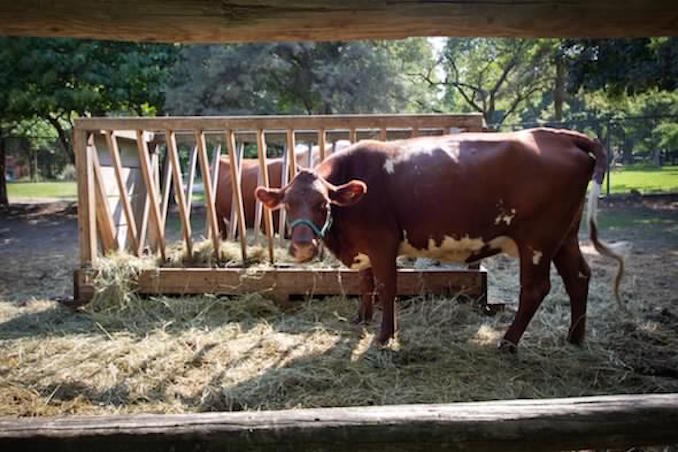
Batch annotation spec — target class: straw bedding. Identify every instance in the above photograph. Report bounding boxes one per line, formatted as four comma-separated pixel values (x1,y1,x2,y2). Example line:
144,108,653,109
1,236,676,417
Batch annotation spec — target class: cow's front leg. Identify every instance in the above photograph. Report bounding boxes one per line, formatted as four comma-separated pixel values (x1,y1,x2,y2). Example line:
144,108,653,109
371,255,398,345
353,268,375,324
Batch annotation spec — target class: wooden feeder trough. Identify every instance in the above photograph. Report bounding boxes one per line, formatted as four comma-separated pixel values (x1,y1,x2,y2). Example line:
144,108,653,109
72,114,488,304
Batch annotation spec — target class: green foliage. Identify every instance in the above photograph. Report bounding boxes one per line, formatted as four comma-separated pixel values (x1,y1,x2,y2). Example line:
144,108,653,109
564,38,678,96
438,38,555,125
0,37,178,162
165,41,434,115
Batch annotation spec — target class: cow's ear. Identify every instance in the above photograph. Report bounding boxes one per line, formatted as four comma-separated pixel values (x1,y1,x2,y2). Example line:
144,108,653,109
255,186,285,210
329,180,367,206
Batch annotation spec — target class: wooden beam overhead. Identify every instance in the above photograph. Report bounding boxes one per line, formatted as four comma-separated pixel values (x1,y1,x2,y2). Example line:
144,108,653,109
0,1,676,43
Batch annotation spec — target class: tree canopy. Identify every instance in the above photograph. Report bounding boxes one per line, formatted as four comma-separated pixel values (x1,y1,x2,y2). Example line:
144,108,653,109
1,35,677,199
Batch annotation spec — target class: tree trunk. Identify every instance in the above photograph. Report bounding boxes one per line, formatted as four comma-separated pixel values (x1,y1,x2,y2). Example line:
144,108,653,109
553,52,565,121
46,115,75,164
0,130,8,207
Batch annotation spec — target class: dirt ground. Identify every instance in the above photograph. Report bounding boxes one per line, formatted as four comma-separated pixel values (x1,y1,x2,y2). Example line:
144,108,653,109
0,197,677,419
0,201,79,301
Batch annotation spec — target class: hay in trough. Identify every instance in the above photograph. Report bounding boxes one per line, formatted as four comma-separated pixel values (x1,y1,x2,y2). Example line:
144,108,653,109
1,242,677,417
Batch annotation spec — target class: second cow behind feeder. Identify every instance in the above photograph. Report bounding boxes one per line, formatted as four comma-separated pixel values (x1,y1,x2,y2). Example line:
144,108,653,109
215,140,350,238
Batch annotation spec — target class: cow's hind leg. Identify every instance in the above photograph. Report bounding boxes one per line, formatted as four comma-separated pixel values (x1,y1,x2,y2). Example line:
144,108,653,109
553,233,591,345
500,244,552,352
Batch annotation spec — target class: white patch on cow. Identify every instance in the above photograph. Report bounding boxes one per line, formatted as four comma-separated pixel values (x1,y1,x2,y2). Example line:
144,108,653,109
578,271,588,280
383,140,460,174
488,236,519,258
351,253,371,270
383,159,396,174
494,207,517,226
532,250,543,265
398,234,485,263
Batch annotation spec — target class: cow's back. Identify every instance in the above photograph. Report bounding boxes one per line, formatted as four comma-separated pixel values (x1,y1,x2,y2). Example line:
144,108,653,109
321,129,596,261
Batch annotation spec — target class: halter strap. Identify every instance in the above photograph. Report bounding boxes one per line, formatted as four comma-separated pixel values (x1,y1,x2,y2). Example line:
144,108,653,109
288,211,333,239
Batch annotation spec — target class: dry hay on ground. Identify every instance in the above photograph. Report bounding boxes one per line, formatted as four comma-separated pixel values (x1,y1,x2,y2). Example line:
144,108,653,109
1,243,677,417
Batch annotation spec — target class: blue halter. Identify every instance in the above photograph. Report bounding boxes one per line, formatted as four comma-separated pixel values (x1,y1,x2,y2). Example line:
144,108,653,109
288,210,333,239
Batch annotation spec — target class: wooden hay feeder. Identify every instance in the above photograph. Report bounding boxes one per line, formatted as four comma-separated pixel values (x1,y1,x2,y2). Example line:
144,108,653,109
73,114,488,304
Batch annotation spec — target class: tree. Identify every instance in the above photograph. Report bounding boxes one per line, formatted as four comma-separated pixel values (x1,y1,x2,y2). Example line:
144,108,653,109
431,38,555,127
164,41,427,116
564,38,678,97
1,37,178,162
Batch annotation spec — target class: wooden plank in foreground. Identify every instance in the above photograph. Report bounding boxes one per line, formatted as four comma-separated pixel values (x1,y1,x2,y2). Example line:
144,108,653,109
1,394,677,452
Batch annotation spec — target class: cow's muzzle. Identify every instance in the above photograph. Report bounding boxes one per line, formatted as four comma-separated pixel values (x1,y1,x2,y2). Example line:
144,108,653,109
289,239,319,263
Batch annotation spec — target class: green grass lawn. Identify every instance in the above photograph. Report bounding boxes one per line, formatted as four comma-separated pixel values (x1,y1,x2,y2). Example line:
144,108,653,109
5,164,677,201
7,181,77,199
607,164,678,194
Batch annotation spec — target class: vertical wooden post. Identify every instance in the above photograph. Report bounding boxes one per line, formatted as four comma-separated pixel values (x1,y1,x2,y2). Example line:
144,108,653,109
228,142,243,240
196,130,221,259
253,169,263,240
286,129,297,179
318,128,326,162
226,130,247,262
75,129,96,265
159,144,172,230
91,144,117,253
166,129,193,258
380,127,387,141
256,129,275,264
411,127,419,138
205,143,222,238
278,144,289,237
136,130,166,260
349,127,357,143
148,151,161,251
185,143,198,213
105,131,139,254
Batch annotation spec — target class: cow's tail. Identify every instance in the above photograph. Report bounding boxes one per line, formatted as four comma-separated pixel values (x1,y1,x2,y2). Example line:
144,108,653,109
579,136,630,309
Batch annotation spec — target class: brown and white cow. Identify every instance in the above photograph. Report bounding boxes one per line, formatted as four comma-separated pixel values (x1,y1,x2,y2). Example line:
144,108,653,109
255,128,626,350
215,141,350,237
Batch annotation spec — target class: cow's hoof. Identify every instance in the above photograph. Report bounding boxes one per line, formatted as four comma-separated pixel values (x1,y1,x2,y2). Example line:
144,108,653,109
351,310,372,325
351,314,370,325
376,331,393,346
497,338,518,354
567,332,585,346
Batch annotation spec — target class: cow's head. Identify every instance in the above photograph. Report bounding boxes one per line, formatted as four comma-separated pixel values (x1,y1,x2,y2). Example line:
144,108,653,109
255,169,366,262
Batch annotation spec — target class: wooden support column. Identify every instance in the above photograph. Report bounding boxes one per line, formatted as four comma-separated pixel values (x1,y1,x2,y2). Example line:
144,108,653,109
286,129,297,180
349,127,357,144
226,130,247,262
185,144,198,213
228,142,244,240
205,142,222,239
105,131,139,254
165,129,193,258
91,145,117,253
75,129,96,264
256,129,275,264
195,130,221,259
136,130,166,260
318,128,326,162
